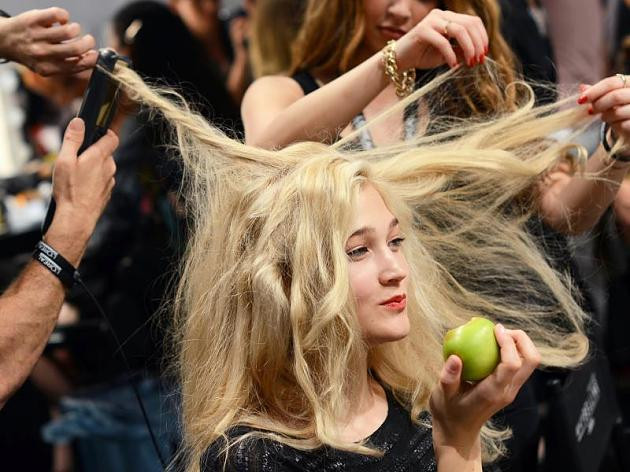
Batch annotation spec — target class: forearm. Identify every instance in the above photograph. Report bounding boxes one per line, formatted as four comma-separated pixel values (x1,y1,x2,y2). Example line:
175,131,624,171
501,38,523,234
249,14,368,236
0,213,90,407
541,146,630,234
246,52,389,148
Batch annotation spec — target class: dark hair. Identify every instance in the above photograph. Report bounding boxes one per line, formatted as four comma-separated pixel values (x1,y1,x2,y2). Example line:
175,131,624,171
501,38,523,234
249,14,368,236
112,0,241,133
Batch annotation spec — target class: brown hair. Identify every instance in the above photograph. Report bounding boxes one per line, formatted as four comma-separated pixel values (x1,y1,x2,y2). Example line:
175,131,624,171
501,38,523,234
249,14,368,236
290,0,520,116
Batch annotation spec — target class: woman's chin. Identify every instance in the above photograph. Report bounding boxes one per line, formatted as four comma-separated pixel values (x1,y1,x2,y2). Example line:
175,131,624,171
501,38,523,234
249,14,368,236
366,314,410,345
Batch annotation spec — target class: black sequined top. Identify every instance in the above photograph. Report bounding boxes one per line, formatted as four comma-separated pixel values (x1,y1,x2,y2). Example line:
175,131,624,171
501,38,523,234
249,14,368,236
201,389,437,471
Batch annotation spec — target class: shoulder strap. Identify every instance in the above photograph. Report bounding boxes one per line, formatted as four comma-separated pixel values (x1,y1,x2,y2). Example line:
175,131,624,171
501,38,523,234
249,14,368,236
291,71,320,96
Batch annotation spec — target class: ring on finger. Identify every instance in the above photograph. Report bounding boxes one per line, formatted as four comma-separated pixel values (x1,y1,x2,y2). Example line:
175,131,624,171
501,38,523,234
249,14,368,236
443,20,452,36
616,73,629,88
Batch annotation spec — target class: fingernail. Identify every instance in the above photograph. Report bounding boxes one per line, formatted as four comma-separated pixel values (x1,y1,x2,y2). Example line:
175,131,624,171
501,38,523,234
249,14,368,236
67,117,82,131
496,323,505,334
447,356,459,374
588,106,594,115
468,58,474,67
577,95,588,104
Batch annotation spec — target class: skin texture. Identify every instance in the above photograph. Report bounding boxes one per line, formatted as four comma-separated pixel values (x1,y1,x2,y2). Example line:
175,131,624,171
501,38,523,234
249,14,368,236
0,8,97,76
0,119,118,408
345,186,541,471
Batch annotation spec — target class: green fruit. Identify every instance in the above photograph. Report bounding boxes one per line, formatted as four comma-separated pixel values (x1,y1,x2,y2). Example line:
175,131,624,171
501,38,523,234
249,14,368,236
443,317,500,381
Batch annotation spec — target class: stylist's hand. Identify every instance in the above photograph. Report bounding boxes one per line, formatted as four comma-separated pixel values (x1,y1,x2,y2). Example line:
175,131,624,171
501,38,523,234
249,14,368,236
579,75,630,159
429,325,540,453
0,8,97,76
46,118,118,266
395,9,488,70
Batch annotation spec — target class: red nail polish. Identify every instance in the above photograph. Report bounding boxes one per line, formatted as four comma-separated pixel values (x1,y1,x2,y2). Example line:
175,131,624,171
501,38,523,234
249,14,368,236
577,96,588,104
588,107,594,115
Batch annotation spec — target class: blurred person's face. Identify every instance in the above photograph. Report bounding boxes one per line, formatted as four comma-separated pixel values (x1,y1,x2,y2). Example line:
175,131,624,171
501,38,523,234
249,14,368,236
362,0,437,54
346,184,410,345
171,0,220,39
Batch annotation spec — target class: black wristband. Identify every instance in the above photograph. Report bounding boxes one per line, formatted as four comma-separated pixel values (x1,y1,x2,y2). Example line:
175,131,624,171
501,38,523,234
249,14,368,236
601,122,630,163
0,10,10,65
32,241,79,289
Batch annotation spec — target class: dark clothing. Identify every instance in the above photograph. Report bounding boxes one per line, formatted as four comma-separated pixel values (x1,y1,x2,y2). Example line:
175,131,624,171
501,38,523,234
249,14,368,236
499,0,557,104
201,388,437,472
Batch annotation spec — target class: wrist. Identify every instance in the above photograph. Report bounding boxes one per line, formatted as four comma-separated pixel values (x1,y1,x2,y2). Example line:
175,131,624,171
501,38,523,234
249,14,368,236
44,211,93,267
433,432,482,467
432,421,482,455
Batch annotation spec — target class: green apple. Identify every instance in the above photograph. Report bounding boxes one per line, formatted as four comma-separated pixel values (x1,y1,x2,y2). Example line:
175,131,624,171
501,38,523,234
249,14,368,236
443,317,500,381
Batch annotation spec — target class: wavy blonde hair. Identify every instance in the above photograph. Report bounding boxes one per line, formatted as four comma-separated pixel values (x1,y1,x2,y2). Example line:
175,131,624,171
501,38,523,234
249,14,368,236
289,0,520,115
109,63,599,471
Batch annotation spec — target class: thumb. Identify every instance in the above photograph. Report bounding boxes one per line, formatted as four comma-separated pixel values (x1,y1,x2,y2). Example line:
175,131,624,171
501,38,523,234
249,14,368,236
440,355,463,400
58,118,85,161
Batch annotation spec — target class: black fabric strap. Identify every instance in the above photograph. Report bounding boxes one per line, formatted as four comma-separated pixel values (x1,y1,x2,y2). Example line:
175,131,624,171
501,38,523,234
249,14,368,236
291,71,320,96
32,241,79,289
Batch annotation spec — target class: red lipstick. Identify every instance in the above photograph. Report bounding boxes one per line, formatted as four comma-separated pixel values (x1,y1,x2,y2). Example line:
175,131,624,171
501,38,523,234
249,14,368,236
380,294,407,311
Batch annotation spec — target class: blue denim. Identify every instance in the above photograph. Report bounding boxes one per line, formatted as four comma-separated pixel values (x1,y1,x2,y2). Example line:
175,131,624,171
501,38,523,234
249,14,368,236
42,376,180,472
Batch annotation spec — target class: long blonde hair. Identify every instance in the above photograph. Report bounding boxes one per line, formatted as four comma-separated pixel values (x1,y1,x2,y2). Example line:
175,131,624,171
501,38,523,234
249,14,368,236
289,0,520,115
109,63,597,471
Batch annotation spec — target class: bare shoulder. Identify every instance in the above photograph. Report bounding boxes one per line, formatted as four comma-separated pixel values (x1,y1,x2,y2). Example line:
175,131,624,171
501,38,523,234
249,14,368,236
242,75,305,110
241,75,305,144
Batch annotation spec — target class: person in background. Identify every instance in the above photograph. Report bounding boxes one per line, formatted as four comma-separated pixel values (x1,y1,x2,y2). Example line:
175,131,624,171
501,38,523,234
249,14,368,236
170,0,251,104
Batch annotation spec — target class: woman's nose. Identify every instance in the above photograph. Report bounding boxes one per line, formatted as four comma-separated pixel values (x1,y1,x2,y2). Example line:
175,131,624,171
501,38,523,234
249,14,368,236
387,0,413,23
379,253,408,285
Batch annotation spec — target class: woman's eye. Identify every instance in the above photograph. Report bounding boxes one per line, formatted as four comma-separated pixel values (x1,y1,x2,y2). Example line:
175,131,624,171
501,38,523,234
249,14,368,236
389,237,405,248
346,247,368,259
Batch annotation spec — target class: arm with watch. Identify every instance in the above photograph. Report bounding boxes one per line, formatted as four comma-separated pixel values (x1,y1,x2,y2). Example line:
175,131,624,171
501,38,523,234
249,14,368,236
538,74,630,235
0,118,118,409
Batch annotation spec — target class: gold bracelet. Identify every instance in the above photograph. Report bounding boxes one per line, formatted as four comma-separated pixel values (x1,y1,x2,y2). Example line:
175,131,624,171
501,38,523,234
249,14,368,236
382,40,416,98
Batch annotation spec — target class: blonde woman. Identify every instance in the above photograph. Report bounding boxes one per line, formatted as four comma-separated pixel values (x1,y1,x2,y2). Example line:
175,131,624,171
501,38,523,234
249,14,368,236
102,57,625,470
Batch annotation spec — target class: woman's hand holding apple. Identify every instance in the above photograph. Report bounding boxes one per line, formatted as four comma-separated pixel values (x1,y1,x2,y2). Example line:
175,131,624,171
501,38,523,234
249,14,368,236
429,325,541,467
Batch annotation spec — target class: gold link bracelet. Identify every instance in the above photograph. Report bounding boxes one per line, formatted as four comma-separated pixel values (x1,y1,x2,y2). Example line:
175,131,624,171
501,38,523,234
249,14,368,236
382,40,416,98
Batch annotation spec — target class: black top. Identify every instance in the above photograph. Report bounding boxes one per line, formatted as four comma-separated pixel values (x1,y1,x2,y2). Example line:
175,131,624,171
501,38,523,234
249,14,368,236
201,388,437,471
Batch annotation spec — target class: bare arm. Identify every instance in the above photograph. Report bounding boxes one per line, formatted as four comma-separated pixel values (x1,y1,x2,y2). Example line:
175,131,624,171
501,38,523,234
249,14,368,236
0,119,117,408
539,76,630,235
242,9,489,149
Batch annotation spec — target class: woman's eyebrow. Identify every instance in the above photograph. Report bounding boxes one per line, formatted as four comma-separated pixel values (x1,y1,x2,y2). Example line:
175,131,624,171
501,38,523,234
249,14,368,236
348,218,399,238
